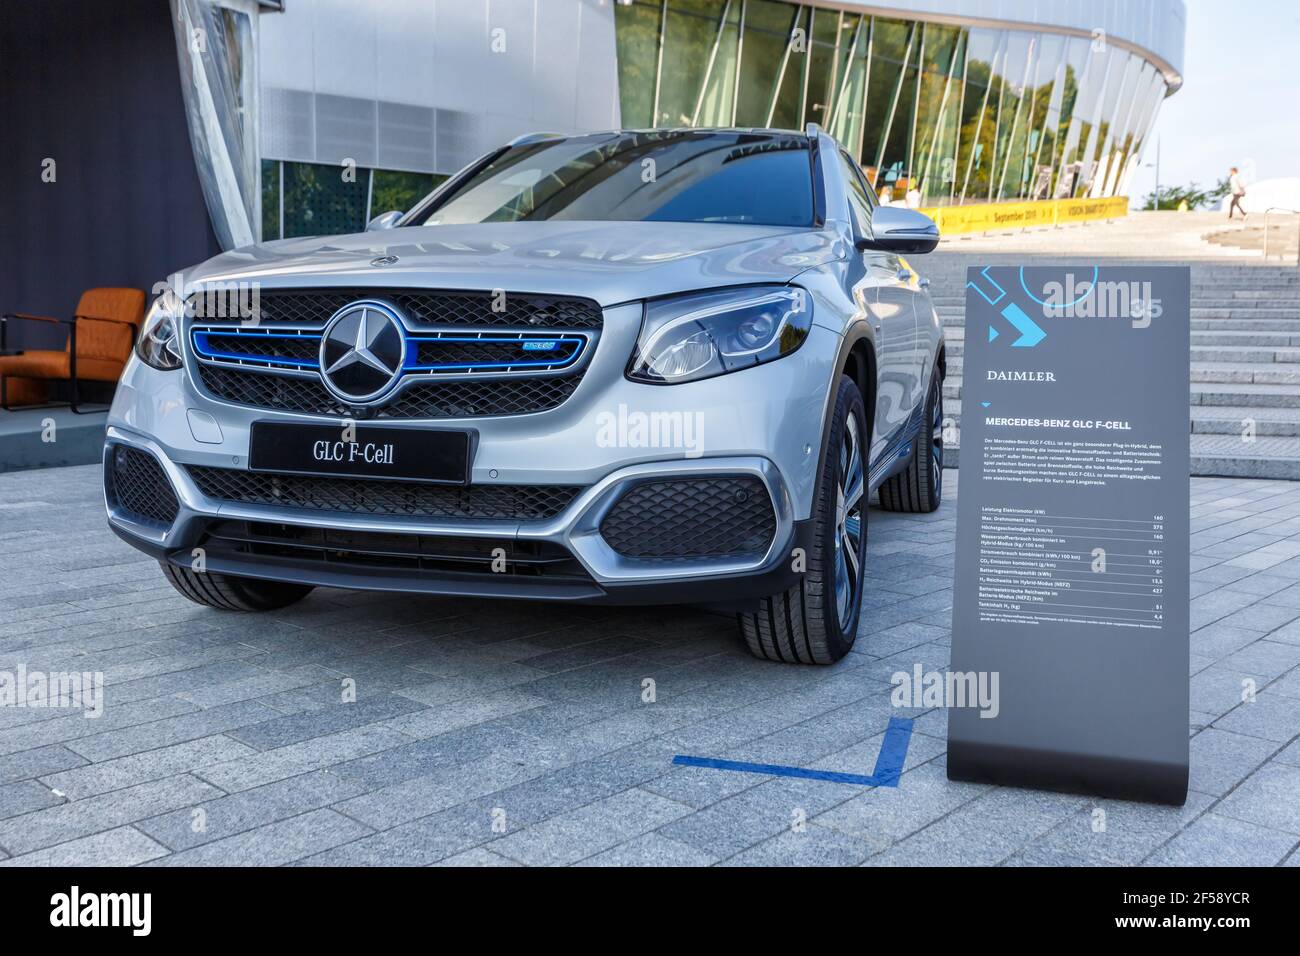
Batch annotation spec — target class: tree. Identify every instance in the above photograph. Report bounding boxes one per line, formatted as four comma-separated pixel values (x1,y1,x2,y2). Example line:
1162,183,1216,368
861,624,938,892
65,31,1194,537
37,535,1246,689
1141,181,1227,211
1207,176,1232,205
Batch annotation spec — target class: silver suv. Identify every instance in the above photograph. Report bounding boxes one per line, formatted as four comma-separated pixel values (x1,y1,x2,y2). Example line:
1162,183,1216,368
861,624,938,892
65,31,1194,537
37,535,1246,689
105,127,944,665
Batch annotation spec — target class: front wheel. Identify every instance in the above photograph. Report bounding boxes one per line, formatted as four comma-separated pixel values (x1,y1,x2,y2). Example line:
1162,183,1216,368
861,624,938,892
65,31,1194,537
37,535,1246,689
160,562,314,611
739,375,867,664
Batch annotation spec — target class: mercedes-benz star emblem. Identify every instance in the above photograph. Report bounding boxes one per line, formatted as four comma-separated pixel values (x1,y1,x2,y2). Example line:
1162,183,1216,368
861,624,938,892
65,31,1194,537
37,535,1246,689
318,301,406,404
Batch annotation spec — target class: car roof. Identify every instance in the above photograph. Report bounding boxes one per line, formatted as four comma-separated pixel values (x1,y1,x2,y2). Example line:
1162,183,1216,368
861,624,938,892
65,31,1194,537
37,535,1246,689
509,127,813,148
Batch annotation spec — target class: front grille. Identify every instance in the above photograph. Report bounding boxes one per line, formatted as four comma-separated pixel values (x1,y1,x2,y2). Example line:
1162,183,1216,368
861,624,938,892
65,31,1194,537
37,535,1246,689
199,520,592,581
197,364,351,415
599,476,777,561
187,466,581,521
188,288,600,419
192,288,603,329
106,445,180,527
196,363,583,419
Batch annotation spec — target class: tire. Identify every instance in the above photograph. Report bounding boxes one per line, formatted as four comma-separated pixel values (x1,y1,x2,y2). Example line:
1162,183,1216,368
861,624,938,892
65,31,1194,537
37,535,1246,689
739,375,867,664
160,562,314,611
877,360,943,514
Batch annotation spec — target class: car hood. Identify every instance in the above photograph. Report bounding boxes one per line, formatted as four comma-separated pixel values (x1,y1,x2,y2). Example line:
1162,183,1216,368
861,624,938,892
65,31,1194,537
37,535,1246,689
182,221,846,307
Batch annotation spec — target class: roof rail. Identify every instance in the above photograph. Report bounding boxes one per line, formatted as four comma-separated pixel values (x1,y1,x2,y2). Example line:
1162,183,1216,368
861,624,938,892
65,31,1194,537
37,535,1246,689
506,131,565,148
805,123,821,141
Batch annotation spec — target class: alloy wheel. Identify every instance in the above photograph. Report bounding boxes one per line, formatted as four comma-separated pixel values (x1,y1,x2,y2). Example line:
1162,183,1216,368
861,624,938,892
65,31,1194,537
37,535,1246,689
834,411,865,630
931,375,944,495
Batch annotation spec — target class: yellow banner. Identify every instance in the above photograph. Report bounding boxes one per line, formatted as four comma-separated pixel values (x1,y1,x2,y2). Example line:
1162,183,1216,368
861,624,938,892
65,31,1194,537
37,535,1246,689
916,196,1128,236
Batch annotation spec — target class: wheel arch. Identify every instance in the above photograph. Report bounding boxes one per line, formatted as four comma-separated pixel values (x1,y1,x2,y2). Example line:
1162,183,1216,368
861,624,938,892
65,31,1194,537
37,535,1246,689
841,336,877,444
810,325,876,505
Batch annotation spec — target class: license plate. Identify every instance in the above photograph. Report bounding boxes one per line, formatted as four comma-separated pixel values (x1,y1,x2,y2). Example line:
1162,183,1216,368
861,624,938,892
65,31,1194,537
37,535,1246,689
249,422,472,484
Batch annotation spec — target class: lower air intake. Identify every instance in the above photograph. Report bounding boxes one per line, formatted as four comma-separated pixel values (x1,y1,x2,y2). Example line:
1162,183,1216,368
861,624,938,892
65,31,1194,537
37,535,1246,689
186,466,581,521
106,445,180,527
599,476,777,561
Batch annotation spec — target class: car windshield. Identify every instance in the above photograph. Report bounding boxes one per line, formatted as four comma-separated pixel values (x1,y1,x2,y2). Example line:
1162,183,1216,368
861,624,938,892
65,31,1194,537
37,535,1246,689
407,130,815,228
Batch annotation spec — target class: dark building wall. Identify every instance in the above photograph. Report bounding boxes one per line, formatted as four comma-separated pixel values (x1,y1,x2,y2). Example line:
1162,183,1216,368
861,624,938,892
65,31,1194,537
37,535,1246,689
0,0,220,350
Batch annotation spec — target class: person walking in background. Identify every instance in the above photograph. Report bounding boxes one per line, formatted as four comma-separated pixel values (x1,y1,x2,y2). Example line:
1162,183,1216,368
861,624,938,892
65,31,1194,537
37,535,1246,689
1228,166,1248,219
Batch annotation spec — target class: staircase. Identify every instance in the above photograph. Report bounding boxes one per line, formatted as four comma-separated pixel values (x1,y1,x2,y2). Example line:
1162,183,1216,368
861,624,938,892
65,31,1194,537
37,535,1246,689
922,255,1300,478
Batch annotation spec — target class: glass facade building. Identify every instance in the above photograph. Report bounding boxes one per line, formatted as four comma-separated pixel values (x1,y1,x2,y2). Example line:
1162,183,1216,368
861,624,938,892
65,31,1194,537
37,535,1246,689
612,0,1176,206
179,1,1181,246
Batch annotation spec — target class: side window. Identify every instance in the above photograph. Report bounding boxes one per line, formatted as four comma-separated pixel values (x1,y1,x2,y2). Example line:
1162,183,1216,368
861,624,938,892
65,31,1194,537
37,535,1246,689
837,150,875,240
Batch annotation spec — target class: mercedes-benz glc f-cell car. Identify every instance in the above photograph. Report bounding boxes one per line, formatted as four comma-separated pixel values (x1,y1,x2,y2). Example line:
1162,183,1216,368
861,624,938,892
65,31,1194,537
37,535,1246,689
106,126,944,664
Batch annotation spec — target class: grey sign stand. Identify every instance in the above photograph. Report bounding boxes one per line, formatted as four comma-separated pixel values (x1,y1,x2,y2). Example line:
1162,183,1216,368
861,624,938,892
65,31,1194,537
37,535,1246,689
948,265,1190,805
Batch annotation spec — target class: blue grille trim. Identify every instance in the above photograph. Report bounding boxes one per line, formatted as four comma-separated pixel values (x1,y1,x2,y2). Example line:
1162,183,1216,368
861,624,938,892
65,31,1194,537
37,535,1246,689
403,333,586,373
190,327,589,376
192,329,322,370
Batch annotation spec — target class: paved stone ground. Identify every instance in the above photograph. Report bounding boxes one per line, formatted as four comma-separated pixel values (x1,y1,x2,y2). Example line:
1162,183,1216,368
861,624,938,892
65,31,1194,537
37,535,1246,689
1,463,1299,866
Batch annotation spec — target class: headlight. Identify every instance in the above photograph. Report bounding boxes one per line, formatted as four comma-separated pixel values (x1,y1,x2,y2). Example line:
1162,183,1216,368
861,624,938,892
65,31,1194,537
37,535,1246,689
627,286,812,385
135,292,184,371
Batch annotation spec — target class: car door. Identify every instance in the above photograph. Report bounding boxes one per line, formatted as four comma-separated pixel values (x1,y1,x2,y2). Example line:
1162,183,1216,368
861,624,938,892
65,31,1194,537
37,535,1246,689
837,150,919,460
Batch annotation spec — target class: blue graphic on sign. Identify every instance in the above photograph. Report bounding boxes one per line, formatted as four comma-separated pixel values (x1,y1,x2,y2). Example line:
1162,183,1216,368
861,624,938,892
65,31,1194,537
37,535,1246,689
967,266,1048,347
1000,302,1047,348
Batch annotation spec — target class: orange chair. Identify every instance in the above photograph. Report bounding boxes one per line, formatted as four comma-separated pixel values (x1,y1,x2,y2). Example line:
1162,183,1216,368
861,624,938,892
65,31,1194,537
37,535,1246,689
1,288,147,413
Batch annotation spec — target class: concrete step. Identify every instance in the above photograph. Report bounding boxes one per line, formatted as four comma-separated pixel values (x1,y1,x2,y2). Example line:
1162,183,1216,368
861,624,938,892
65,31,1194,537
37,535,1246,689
1190,362,1300,385
1191,330,1300,347
1191,307,1300,318
1192,405,1300,437
1192,319,1300,332
0,409,107,473
1190,345,1300,364
1189,435,1300,479
1191,382,1300,408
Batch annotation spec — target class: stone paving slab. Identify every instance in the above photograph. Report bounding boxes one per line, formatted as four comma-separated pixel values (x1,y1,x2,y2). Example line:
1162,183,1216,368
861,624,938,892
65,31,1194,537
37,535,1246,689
0,463,1297,865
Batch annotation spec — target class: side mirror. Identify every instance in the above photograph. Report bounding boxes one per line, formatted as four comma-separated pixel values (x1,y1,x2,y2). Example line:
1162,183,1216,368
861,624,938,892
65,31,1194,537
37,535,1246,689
366,210,403,232
858,207,940,254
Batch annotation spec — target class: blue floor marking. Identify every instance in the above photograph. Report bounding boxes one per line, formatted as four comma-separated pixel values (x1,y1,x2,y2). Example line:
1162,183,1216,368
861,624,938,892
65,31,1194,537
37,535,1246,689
671,716,914,788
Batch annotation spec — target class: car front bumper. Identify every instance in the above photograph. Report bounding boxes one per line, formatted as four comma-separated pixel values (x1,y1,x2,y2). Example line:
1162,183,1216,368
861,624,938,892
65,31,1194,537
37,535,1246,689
104,312,837,606
105,427,815,606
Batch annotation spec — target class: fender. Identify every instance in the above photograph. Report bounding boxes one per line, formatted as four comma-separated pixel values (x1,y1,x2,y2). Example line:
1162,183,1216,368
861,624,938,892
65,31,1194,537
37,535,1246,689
811,318,878,499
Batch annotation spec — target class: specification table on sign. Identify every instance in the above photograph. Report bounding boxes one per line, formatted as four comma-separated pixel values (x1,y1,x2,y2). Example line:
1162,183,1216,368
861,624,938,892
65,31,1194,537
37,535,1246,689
976,507,1166,630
